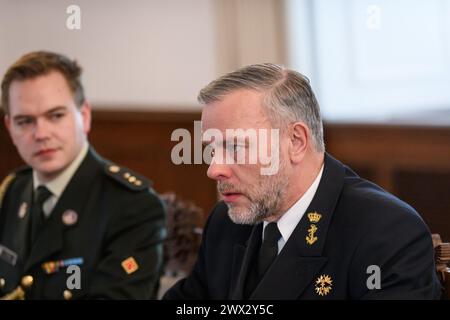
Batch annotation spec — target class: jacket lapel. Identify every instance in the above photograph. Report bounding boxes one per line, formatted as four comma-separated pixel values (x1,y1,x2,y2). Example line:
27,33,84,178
250,153,346,299
12,179,33,267
230,223,262,299
25,148,103,271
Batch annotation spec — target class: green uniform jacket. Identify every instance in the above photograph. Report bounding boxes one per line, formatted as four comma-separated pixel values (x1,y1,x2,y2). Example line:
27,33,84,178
0,148,166,299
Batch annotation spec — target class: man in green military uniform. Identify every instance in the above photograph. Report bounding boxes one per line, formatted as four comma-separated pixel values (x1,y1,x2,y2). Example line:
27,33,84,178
0,51,166,299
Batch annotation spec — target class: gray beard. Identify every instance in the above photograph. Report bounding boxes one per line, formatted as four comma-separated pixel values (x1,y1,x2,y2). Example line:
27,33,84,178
225,173,289,225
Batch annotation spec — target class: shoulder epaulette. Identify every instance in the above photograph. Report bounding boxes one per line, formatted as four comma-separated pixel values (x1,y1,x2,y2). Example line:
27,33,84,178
103,162,151,192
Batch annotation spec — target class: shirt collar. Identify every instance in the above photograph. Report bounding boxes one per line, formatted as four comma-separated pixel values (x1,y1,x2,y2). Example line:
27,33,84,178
264,163,324,243
33,142,89,197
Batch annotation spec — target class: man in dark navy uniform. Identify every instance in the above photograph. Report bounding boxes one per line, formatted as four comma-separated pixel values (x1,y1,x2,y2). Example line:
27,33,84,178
164,63,442,300
0,51,165,299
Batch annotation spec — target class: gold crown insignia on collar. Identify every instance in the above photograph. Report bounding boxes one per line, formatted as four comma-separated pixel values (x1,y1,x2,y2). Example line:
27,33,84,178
307,212,322,223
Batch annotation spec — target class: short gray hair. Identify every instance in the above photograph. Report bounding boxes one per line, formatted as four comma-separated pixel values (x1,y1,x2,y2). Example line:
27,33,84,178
198,63,325,152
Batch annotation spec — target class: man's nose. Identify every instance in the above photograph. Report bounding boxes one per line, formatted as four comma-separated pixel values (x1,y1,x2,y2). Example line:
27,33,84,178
207,158,232,181
33,119,50,141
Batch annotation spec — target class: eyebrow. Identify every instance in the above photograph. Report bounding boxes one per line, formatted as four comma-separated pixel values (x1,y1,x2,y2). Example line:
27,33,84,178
12,106,68,121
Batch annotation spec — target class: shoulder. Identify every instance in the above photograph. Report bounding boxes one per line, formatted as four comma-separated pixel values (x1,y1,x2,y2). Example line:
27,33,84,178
338,170,428,233
86,150,163,212
98,161,165,224
0,166,31,198
101,161,152,192
99,161,165,217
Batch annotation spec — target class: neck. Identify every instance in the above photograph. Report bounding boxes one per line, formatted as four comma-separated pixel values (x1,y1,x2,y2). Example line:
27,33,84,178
37,171,63,184
268,151,325,222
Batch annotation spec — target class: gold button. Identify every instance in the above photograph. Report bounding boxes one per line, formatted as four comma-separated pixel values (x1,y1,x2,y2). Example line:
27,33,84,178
109,165,120,173
134,180,142,186
21,275,33,288
128,176,136,183
123,172,131,179
63,289,73,300
0,278,5,289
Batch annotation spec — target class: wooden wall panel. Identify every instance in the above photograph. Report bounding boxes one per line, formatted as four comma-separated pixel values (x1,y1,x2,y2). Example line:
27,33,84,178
394,170,450,241
324,123,450,240
0,124,23,172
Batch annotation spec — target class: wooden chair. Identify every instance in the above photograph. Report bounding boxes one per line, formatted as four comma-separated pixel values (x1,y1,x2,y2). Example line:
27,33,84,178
157,193,204,298
432,234,450,299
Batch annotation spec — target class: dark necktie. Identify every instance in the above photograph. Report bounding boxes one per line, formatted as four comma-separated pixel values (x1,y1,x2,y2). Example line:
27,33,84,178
245,222,281,297
30,186,52,243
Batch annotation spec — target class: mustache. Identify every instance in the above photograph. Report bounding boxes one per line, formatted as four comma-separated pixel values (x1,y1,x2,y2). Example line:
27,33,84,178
217,182,244,195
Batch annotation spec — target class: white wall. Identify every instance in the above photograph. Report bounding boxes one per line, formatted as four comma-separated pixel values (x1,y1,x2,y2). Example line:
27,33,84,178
0,0,218,110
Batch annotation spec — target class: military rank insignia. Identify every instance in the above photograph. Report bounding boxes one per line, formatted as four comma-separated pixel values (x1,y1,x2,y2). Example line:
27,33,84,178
306,212,321,245
315,274,333,296
121,256,139,274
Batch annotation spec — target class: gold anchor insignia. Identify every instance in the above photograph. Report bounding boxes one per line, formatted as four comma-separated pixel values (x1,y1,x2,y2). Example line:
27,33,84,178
315,274,333,296
306,224,318,245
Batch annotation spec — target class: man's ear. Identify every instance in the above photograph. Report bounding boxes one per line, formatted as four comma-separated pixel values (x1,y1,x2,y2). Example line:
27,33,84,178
80,102,92,134
4,114,11,131
289,121,309,164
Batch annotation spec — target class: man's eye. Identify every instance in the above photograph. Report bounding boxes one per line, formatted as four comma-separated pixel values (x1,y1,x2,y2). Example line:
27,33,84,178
50,112,64,120
16,119,33,126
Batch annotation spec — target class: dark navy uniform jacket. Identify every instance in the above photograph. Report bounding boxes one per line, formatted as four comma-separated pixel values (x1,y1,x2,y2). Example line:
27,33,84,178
0,148,166,299
164,154,441,300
